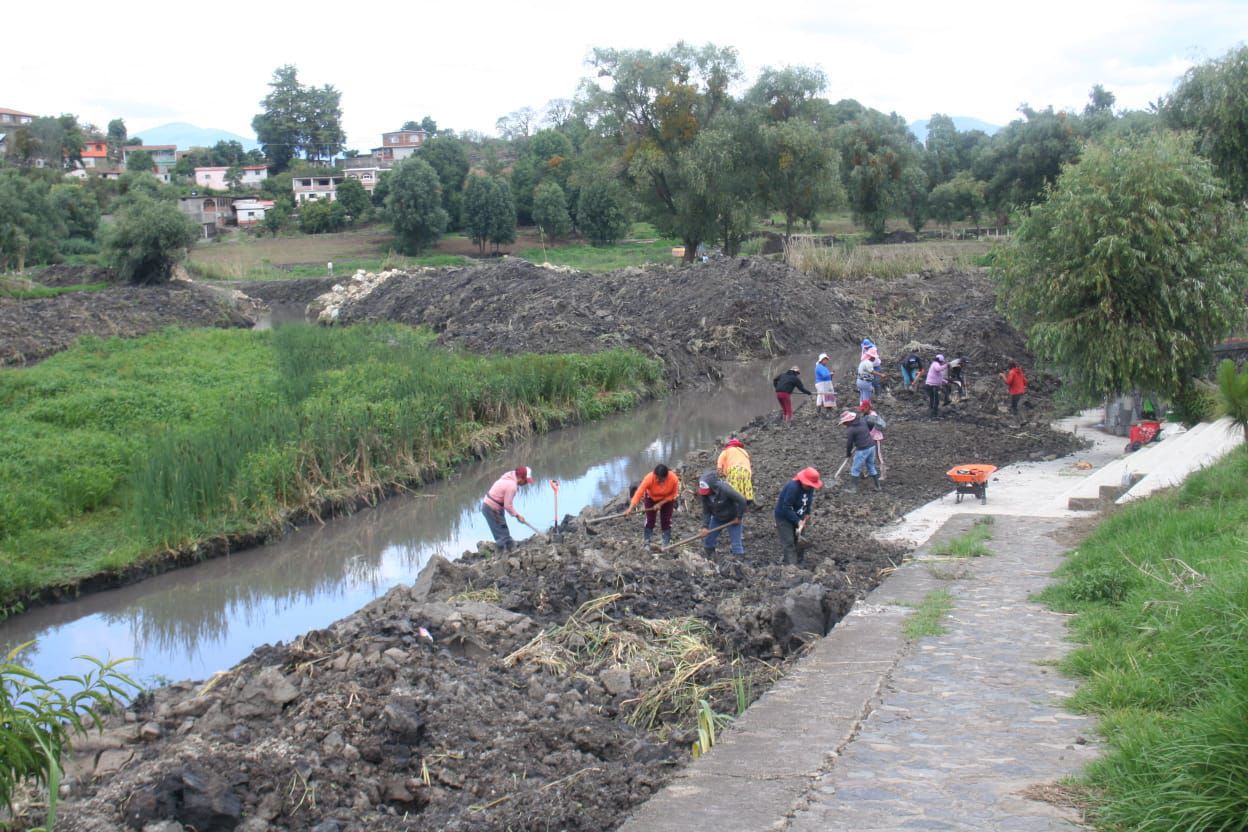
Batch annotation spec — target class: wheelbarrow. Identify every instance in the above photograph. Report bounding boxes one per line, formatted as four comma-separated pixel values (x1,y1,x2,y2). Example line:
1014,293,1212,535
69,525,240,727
946,464,997,505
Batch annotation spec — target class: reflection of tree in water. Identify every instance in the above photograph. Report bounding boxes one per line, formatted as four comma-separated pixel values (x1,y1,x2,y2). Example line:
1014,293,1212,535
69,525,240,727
4,358,794,669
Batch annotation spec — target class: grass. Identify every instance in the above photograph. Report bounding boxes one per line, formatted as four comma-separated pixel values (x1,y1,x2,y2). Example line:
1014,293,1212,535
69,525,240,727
1037,446,1248,830
0,279,110,300
514,237,682,272
903,590,955,639
0,325,662,611
932,517,994,557
784,236,994,279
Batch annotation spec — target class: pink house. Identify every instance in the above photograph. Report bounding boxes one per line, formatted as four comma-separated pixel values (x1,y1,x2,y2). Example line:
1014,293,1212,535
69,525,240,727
194,164,269,190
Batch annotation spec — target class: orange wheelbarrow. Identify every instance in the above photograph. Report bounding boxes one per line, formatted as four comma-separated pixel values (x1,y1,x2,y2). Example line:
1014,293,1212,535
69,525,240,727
946,464,997,505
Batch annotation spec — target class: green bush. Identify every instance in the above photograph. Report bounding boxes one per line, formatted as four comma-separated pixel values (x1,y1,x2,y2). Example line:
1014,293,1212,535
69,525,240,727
1063,565,1133,604
1171,381,1220,426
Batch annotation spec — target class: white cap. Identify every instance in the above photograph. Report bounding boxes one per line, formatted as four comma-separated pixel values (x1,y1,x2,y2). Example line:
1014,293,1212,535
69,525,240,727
818,353,829,362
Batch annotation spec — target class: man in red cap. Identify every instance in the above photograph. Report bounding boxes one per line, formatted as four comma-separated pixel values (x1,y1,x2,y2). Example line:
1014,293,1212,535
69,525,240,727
773,467,823,565
482,466,535,551
697,470,748,556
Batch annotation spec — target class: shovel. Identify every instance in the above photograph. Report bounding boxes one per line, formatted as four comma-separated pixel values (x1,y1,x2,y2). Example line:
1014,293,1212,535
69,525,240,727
588,498,675,536
660,519,739,553
518,517,546,542
831,459,848,482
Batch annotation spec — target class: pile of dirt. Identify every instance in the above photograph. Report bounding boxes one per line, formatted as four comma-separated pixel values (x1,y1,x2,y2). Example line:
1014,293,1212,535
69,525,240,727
49,395,1081,832
235,277,339,308
31,264,118,287
0,282,256,366
322,260,1029,387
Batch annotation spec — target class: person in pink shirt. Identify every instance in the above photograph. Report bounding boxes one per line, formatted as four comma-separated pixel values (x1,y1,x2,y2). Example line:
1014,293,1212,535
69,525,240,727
482,466,535,551
924,354,948,419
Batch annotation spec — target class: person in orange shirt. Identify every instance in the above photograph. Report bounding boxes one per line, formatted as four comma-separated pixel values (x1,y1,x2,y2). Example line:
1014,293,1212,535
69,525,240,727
1000,360,1027,416
625,464,681,545
716,437,755,505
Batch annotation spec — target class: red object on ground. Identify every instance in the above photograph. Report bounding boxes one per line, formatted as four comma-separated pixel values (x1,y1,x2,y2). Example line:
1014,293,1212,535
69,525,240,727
1129,421,1161,445
946,464,997,484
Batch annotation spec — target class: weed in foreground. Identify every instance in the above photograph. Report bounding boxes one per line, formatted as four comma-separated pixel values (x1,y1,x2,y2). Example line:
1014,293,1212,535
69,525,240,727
902,590,955,639
932,517,994,558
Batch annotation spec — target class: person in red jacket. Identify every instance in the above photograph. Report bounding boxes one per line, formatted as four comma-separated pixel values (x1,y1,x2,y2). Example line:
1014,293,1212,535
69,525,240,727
1000,361,1027,415
625,464,681,545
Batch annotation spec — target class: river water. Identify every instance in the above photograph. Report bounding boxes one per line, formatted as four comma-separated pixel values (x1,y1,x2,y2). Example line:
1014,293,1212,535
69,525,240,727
0,353,817,688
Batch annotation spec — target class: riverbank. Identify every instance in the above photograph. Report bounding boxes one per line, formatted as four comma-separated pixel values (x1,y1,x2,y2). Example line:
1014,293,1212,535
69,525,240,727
0,325,661,616
40,384,1082,830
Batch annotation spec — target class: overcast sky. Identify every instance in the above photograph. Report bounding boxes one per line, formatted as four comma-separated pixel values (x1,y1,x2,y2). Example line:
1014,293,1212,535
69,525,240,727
7,0,1246,148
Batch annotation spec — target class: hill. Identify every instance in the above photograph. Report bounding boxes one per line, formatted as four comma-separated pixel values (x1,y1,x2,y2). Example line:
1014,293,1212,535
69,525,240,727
908,116,1001,144
133,122,258,151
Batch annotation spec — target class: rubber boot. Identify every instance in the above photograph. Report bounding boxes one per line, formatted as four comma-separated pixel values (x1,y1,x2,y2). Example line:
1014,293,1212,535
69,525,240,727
872,475,882,492
643,528,653,545
703,547,717,559
661,530,671,546
845,475,858,494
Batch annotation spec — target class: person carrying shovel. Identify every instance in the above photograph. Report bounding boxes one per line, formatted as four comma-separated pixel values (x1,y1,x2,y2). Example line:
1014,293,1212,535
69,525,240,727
625,464,681,546
840,410,881,492
716,437,755,505
697,470,747,557
774,467,823,565
482,466,536,552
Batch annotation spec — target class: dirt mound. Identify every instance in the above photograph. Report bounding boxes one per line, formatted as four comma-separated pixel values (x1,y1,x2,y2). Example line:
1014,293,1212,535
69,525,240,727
50,393,1080,831
325,259,1027,387
880,230,919,244
31,264,118,287
235,277,339,307
0,282,255,366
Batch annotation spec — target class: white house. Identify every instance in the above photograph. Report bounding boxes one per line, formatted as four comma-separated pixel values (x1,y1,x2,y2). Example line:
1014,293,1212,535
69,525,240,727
293,173,344,203
233,198,274,226
195,164,269,190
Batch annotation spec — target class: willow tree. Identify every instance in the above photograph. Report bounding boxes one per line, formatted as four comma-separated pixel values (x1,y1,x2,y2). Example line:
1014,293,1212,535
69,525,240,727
994,131,1248,400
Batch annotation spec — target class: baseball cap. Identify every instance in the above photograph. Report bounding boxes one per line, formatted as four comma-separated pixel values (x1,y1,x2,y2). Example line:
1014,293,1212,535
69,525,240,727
697,479,711,495
817,353,829,362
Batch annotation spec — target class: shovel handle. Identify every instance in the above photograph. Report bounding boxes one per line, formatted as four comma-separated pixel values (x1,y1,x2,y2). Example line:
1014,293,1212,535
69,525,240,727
588,497,674,526
661,519,739,552
833,459,848,480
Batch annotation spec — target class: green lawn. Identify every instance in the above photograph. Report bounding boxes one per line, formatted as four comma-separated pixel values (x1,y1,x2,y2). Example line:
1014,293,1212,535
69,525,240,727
1038,446,1248,830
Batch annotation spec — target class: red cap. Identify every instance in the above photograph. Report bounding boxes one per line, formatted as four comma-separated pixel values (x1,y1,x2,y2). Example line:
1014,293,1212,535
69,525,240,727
725,438,744,449
794,467,823,489
859,400,872,412
697,479,712,495
515,466,534,484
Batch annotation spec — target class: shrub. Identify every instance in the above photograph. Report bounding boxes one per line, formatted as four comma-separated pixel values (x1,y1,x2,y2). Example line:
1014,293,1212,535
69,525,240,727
102,194,198,284
576,180,631,246
1064,565,1133,604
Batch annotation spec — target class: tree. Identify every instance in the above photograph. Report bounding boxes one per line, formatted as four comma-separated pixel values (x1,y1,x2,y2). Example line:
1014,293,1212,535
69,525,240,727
973,105,1082,223
224,165,244,191
745,65,829,122
486,176,517,250
532,180,572,239
420,135,470,227
900,164,930,233
23,115,85,169
928,171,986,229
385,157,448,254
495,107,536,141
1163,45,1248,202
836,109,921,239
106,118,127,163
462,176,514,253
756,118,842,239
420,116,438,134
0,170,66,270
262,198,292,236
580,42,741,262
102,193,198,284
334,177,370,221
252,65,346,172
49,183,101,239
994,132,1248,400
576,179,631,246
298,198,346,234
125,150,154,173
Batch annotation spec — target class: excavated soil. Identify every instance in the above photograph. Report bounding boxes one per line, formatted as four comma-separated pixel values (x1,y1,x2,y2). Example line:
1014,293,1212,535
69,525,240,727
9,256,1077,831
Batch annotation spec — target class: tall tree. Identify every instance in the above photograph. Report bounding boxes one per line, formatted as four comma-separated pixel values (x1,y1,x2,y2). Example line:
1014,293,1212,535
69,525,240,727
0,170,66,270
49,183,101,239
252,65,346,172
102,193,198,284
745,65,828,122
532,180,572,239
334,177,370,221
125,150,155,173
836,109,920,239
575,178,631,246
973,105,1081,223
420,135,470,227
106,118,127,164
579,42,741,262
1162,44,1248,202
756,118,842,239
385,158,448,254
994,132,1248,400
462,176,515,253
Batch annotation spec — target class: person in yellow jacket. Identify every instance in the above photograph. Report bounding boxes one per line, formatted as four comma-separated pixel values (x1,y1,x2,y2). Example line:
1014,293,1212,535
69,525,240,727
625,464,681,545
716,437,755,505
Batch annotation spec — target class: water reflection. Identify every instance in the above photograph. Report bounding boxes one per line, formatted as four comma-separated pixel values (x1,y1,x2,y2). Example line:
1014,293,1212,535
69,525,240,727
0,356,806,686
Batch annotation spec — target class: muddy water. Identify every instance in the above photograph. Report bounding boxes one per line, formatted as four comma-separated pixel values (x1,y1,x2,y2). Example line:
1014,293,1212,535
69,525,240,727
0,355,841,688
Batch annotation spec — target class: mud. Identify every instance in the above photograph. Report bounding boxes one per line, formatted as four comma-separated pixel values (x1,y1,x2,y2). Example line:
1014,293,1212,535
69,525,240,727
44,392,1079,832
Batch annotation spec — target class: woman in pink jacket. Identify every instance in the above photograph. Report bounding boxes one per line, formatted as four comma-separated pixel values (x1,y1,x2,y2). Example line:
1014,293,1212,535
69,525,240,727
924,354,948,419
482,466,535,551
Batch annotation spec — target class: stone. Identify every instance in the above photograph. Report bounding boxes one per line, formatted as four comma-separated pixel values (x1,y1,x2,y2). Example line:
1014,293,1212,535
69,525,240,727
140,721,163,741
94,748,135,778
599,666,633,696
142,821,185,832
309,822,341,832
383,776,414,803
322,730,346,755
383,696,426,743
170,695,219,718
771,582,830,649
177,767,243,831
234,666,299,717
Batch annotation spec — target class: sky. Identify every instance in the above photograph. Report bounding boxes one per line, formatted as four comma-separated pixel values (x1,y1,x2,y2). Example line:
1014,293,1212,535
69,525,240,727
6,0,1247,149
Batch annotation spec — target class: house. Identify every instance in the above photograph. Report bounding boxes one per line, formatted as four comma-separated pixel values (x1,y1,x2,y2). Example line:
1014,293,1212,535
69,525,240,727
232,197,274,226
0,107,35,132
177,195,231,238
65,167,124,181
293,173,344,203
343,166,382,193
194,164,268,190
80,138,109,168
121,145,178,177
371,128,428,165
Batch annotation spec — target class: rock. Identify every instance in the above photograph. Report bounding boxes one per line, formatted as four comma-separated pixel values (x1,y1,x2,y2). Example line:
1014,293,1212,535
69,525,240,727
383,775,414,803
142,821,185,832
177,767,243,831
140,721,163,741
771,583,831,650
234,666,299,717
309,822,341,832
599,666,633,696
383,695,426,743
409,554,464,603
322,730,346,755
94,748,135,778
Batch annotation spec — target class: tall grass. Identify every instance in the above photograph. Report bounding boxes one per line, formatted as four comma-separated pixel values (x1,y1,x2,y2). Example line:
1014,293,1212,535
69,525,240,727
0,325,662,608
1039,447,1248,830
784,237,990,279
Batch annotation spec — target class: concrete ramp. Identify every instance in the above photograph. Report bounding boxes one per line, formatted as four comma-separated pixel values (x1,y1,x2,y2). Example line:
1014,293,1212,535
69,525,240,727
1118,418,1243,503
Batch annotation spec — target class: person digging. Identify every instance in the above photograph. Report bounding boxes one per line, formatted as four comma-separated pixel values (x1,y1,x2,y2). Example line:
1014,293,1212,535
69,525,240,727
697,470,748,557
774,467,823,565
625,464,680,546
482,466,536,551
772,365,813,424
840,410,881,492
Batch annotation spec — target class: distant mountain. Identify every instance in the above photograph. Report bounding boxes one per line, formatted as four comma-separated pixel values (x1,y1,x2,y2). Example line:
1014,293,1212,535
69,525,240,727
133,122,258,151
908,116,1001,144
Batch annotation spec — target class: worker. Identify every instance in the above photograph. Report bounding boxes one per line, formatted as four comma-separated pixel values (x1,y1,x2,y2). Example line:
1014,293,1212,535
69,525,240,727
924,354,948,418
946,356,967,403
625,464,681,546
1000,360,1027,416
814,353,837,416
900,352,923,389
774,467,823,565
697,470,748,557
716,437,755,505
859,399,888,477
772,365,812,424
855,349,878,404
482,466,536,551
840,410,881,491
